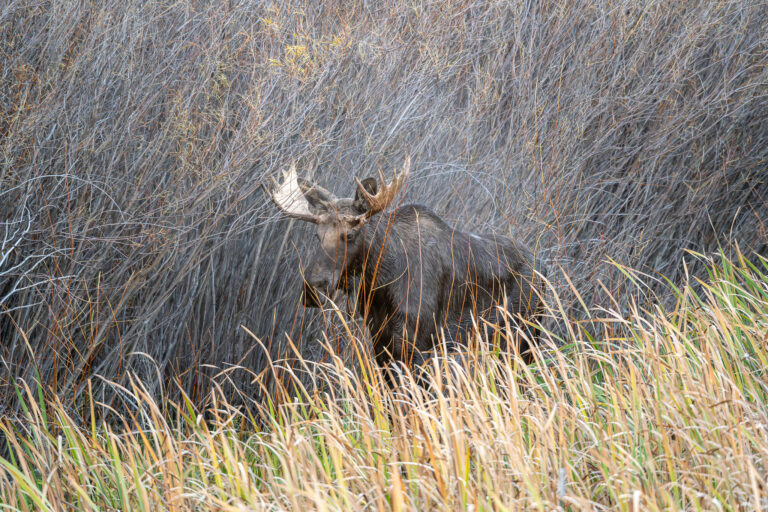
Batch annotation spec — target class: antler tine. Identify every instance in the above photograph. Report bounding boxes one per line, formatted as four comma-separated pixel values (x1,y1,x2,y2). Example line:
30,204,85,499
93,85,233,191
270,162,321,223
354,155,410,218
378,167,387,194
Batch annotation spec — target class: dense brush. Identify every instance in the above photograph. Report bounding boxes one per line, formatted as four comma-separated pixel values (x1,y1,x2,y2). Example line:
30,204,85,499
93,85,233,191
1,0,767,413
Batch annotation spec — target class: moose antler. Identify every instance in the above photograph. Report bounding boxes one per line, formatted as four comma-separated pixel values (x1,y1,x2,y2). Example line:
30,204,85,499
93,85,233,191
354,155,410,218
270,163,321,223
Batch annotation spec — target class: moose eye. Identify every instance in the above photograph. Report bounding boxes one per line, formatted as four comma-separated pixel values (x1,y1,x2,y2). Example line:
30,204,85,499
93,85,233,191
344,232,355,242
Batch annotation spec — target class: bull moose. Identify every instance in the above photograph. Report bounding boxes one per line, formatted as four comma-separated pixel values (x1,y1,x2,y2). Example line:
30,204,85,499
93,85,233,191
270,157,544,373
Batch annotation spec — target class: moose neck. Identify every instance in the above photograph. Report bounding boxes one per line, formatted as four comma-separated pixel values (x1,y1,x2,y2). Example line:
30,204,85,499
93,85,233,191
352,211,404,314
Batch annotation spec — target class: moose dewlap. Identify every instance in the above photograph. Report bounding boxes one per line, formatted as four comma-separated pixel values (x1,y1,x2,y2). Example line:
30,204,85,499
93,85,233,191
270,157,544,369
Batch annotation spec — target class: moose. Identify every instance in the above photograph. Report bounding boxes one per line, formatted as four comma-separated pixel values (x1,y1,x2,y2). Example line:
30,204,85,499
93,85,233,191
270,157,544,374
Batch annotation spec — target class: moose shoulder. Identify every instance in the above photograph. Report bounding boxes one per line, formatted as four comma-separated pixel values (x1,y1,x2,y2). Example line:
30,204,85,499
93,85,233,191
270,157,544,369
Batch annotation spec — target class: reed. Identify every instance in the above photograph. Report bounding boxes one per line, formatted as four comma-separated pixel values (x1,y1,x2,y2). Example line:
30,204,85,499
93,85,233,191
2,252,766,510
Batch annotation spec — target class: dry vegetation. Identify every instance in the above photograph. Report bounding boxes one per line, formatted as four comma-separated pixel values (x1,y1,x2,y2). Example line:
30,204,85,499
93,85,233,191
1,0,768,508
0,252,767,510
2,0,766,403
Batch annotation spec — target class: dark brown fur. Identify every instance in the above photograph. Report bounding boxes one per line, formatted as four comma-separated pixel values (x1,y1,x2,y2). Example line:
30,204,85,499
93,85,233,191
338,204,543,367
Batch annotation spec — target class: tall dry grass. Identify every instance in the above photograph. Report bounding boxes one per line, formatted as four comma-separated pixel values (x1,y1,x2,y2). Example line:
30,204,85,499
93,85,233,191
1,252,767,510
2,0,767,408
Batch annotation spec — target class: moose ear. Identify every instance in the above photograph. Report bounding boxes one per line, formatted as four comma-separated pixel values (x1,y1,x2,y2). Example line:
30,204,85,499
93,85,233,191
298,178,337,214
353,177,378,213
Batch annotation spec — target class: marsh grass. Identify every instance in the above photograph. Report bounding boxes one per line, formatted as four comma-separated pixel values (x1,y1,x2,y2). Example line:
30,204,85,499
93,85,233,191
1,252,767,510
2,1,768,506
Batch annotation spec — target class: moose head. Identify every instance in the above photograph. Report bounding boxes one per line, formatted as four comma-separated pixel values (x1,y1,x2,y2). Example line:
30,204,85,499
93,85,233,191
270,157,410,307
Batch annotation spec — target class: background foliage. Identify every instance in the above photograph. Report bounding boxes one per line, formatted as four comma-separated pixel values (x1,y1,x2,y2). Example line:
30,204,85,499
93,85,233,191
1,0,767,406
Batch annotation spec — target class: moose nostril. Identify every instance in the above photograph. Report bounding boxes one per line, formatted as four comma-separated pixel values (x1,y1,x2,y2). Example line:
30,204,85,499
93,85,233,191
303,280,324,307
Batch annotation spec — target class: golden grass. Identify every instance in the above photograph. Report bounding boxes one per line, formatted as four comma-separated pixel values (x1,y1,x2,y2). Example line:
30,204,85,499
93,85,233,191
2,252,767,511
